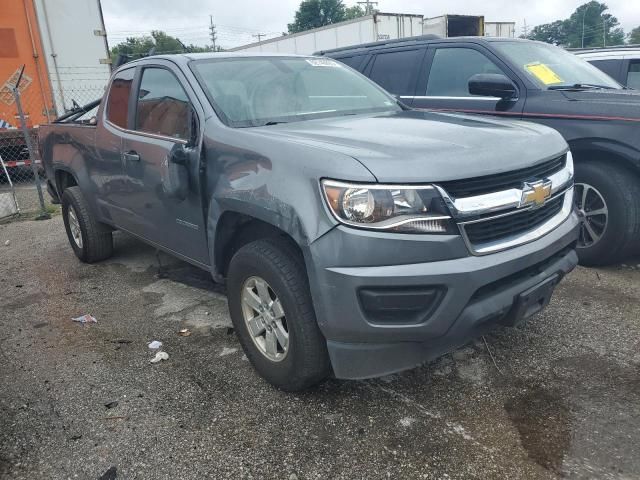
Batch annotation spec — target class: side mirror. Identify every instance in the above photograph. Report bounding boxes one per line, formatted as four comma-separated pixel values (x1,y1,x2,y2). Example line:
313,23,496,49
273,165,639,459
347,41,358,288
187,106,198,147
468,74,517,100
162,144,190,200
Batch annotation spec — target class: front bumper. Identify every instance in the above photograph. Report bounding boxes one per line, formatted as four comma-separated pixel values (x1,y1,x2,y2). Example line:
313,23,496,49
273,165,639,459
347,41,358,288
306,211,579,379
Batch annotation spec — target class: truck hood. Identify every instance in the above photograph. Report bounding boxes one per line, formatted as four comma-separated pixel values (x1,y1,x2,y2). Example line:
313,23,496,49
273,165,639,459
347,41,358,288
252,110,568,183
556,88,640,121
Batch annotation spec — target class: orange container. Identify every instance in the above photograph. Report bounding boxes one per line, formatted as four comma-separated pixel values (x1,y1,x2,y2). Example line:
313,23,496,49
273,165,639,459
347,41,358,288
0,0,54,129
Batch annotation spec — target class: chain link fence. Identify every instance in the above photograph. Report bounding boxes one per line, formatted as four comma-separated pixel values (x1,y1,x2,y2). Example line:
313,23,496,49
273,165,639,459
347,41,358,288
0,65,106,220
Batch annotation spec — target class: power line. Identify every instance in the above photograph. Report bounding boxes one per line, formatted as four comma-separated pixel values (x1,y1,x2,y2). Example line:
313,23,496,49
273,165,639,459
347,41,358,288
357,0,378,15
209,15,217,50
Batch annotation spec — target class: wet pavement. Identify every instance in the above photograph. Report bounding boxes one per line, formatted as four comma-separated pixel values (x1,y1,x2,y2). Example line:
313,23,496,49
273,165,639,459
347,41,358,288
0,216,639,479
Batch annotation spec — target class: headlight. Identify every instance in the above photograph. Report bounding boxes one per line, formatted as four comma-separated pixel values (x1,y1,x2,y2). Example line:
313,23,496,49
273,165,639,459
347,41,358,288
321,180,457,234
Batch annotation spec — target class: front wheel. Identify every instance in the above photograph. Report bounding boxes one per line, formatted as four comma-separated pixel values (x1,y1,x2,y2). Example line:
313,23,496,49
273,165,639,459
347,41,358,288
573,162,640,266
227,238,330,391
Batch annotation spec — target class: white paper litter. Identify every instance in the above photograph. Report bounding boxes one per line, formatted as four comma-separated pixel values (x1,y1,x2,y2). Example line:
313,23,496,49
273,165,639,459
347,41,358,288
150,351,169,364
72,314,97,325
148,340,163,349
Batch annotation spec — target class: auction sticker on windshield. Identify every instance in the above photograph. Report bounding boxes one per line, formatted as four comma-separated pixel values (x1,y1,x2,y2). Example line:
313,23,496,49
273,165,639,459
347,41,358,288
525,63,563,85
306,58,341,67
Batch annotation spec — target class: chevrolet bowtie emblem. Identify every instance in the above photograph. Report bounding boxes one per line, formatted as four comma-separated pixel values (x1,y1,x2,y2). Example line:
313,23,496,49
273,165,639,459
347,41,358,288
520,181,552,208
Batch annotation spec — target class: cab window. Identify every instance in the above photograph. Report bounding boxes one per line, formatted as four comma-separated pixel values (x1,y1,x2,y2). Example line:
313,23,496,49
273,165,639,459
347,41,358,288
368,49,423,96
135,68,192,140
106,68,135,128
426,48,504,97
336,55,366,71
627,61,640,90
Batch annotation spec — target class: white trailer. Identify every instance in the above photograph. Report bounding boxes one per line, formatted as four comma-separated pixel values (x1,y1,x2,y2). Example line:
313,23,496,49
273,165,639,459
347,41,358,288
422,15,485,37
32,0,111,116
484,22,516,38
229,13,424,55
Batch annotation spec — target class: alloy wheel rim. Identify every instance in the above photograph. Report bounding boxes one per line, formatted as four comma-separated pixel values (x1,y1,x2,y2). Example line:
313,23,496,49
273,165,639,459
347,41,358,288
68,206,83,249
574,183,608,249
240,276,289,362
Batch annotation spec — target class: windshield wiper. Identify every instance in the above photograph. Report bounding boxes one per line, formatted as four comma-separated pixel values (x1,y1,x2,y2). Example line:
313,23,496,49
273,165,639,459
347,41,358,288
548,83,616,91
261,121,289,126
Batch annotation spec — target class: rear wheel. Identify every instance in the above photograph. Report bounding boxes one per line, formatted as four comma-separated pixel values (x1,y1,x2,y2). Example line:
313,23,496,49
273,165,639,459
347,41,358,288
574,162,640,266
61,186,113,263
227,238,330,391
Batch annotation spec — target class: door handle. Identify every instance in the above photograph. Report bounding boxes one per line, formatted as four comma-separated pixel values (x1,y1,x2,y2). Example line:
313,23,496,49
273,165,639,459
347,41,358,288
123,151,140,162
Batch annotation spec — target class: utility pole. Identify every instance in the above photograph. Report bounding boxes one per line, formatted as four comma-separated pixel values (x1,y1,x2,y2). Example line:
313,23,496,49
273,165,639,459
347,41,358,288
252,33,266,43
603,18,607,47
209,15,217,51
357,0,378,15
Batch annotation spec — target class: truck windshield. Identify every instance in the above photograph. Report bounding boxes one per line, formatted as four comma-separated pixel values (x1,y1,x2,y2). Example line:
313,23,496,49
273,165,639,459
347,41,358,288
191,57,400,127
493,41,621,90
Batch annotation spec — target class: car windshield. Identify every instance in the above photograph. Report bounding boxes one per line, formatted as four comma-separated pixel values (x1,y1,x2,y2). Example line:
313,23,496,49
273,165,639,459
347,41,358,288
191,56,400,127
493,41,621,90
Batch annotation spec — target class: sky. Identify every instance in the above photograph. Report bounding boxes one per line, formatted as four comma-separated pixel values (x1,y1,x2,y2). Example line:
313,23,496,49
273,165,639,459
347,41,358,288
101,0,640,50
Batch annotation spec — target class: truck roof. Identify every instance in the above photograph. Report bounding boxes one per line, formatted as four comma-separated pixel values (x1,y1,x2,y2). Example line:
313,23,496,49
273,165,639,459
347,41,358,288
315,35,531,56
121,51,313,67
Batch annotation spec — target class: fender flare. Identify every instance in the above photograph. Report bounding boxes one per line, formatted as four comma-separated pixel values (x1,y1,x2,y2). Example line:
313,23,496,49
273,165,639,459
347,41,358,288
568,137,640,173
205,194,312,278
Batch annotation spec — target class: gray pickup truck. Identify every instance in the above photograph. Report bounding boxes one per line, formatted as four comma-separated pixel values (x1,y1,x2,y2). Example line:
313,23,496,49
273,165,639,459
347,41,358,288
40,53,579,391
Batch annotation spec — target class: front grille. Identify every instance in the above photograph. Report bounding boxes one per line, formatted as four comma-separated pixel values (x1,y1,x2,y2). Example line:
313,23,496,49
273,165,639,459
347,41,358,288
463,194,565,245
439,155,566,198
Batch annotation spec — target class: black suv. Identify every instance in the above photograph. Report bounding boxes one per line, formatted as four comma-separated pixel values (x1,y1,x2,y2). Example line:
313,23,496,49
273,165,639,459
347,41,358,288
320,36,640,266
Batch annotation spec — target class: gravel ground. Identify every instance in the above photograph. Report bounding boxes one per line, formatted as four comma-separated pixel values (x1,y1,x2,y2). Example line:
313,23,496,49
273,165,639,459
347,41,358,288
0,216,639,480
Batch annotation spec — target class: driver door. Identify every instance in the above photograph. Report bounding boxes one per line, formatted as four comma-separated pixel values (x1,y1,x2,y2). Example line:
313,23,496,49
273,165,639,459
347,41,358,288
118,63,210,265
412,44,526,118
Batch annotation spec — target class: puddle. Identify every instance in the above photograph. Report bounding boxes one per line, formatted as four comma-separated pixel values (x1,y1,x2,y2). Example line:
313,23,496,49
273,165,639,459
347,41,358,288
155,263,221,293
504,386,571,473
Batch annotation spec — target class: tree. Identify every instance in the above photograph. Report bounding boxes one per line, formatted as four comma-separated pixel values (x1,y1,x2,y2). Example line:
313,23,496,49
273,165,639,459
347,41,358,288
288,0,365,34
110,30,213,64
525,20,569,46
629,26,640,44
345,5,366,19
525,1,625,48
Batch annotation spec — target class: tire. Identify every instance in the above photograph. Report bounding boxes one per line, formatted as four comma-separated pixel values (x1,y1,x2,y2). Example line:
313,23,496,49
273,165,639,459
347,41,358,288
574,161,640,266
61,186,113,263
227,238,331,391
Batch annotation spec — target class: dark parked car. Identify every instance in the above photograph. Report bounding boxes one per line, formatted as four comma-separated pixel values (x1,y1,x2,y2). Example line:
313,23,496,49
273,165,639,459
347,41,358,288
573,46,640,89
40,53,578,390
320,37,640,266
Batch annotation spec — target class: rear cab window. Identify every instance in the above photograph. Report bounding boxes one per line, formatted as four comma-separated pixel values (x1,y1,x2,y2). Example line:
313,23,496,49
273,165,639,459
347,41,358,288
335,55,366,71
106,68,135,128
368,49,425,97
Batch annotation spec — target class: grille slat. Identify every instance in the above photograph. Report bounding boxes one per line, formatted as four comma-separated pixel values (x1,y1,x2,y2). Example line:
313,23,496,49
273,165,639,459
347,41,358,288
440,155,566,198
463,195,565,245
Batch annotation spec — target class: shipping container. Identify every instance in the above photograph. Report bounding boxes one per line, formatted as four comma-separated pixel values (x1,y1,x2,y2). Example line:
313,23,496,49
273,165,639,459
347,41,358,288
422,15,485,37
484,22,516,38
229,13,424,55
0,0,110,174
0,0,110,130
